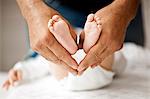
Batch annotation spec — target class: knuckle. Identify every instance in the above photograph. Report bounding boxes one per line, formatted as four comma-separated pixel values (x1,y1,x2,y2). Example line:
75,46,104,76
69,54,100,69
53,58,62,64
57,55,65,60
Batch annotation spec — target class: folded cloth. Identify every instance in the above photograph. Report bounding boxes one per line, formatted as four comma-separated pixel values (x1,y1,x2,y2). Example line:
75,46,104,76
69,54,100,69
59,49,126,91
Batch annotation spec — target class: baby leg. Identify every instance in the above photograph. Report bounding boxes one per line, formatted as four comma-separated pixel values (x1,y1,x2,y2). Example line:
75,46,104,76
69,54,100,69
48,15,78,54
83,14,102,52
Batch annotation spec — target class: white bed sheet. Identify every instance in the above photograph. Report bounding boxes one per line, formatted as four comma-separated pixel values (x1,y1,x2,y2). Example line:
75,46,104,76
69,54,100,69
4,64,150,99
1,43,150,99
0,72,8,99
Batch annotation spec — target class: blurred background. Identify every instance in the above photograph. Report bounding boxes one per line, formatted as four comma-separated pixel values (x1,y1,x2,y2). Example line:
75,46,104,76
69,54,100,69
0,0,150,71
0,0,29,71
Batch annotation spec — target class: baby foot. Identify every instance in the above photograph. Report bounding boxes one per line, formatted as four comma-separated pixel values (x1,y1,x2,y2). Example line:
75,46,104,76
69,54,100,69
83,14,102,52
48,15,78,54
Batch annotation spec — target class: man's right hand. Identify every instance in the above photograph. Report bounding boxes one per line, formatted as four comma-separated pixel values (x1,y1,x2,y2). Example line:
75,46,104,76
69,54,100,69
16,0,78,75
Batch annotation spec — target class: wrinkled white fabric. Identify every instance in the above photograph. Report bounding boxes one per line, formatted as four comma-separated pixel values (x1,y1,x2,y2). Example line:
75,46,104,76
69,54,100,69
112,50,127,76
5,43,150,99
60,66,114,91
122,43,150,67
59,49,126,91
13,56,51,81
13,49,126,91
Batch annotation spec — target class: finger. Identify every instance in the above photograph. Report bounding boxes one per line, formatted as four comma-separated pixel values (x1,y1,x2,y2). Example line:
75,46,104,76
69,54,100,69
8,70,17,86
91,48,112,69
77,68,86,76
36,45,58,62
91,63,98,68
9,70,17,80
57,60,78,76
91,64,98,69
77,43,107,72
16,70,22,81
78,31,85,49
78,29,109,72
2,80,10,90
9,78,14,86
3,80,11,90
4,82,10,90
45,34,78,69
37,41,78,74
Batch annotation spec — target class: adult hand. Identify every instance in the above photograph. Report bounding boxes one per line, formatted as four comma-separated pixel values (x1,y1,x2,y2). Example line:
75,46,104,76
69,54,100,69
78,0,139,74
17,0,78,75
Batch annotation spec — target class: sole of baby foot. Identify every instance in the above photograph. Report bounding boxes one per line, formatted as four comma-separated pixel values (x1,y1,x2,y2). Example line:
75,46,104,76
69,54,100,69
83,14,102,53
48,15,78,54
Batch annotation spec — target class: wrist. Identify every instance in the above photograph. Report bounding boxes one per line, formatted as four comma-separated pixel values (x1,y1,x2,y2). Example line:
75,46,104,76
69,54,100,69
16,0,57,21
111,0,139,22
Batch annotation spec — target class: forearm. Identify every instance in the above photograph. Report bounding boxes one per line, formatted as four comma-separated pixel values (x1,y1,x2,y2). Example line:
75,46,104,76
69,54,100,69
16,0,57,21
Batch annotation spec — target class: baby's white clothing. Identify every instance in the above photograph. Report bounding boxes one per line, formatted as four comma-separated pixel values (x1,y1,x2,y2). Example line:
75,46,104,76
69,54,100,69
14,56,50,81
13,49,126,91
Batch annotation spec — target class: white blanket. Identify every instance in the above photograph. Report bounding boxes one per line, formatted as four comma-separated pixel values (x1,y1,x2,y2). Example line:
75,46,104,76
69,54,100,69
0,72,8,99
3,43,150,99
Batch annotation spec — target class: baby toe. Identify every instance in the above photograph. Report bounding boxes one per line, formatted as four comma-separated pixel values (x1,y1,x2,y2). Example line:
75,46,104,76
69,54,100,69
49,26,54,32
48,19,54,28
52,15,62,22
87,13,94,22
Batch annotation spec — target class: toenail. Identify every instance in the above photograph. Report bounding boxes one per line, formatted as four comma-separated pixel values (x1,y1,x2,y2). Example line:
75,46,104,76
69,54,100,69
53,15,59,19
